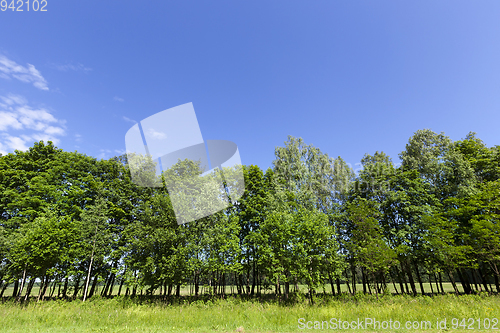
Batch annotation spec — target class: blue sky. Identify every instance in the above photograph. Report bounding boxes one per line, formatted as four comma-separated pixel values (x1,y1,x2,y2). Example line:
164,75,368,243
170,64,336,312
1,1,500,172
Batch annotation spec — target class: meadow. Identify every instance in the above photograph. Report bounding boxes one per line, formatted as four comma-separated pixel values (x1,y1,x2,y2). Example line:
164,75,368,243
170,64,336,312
1,288,500,333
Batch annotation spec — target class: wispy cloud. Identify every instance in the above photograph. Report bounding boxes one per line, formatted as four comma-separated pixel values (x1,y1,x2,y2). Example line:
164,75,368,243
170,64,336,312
97,148,126,159
0,134,29,152
52,62,92,73
0,93,66,154
0,55,49,90
147,128,167,140
123,116,137,124
98,149,112,159
114,96,125,102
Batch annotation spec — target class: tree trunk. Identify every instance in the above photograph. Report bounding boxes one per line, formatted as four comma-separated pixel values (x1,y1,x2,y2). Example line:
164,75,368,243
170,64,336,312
361,267,367,294
351,264,357,294
395,266,405,294
413,261,425,295
83,218,99,302
117,268,127,296
477,268,489,293
428,273,434,295
132,284,137,297
404,261,417,296
468,269,479,292
167,284,172,296
381,272,388,294
222,272,226,296
49,278,57,298
275,277,280,296
0,282,8,298
344,269,352,295
37,274,46,302
284,271,290,300
390,269,399,295
246,267,251,295
88,274,99,298
108,273,116,297
308,287,314,305
24,278,36,301
12,279,19,298
328,272,336,296
398,263,409,294
41,276,51,301
62,276,69,299
17,268,27,302
251,258,256,296
457,269,472,294
447,270,459,295
258,271,262,296
194,272,199,296
438,272,445,294
73,275,81,299
432,273,439,294
236,273,242,295
101,271,112,297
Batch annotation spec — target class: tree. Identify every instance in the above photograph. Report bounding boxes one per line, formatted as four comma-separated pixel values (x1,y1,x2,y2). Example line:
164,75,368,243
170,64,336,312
345,198,396,299
9,209,80,301
80,196,111,301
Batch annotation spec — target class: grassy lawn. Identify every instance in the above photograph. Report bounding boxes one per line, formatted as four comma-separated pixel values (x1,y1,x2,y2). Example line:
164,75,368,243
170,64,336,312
1,292,499,332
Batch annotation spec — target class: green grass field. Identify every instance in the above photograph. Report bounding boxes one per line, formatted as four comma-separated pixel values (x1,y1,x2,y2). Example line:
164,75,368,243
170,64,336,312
1,291,500,332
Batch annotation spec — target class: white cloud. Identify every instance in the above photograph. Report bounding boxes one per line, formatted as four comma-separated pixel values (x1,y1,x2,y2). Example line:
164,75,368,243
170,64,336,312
17,105,58,129
1,134,29,151
75,133,82,142
44,126,66,135
0,112,22,131
0,93,66,153
53,63,92,72
1,94,27,106
31,133,61,145
147,128,167,140
98,148,126,159
114,96,124,102
0,140,8,155
123,116,137,124
0,55,49,90
98,149,112,159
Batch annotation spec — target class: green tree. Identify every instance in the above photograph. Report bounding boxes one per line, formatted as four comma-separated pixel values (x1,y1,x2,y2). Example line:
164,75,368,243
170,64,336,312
345,198,396,299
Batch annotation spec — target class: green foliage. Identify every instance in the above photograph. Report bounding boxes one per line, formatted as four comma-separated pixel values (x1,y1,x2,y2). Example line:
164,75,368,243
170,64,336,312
1,129,500,303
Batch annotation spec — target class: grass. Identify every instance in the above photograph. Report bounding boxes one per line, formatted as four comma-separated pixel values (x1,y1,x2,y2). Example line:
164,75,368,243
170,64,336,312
1,292,500,332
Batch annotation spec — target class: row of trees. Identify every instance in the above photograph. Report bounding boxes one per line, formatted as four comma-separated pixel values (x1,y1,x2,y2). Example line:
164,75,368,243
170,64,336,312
0,129,499,302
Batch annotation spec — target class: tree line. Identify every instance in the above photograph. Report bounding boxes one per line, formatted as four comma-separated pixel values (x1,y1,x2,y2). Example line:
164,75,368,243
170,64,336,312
0,129,499,302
